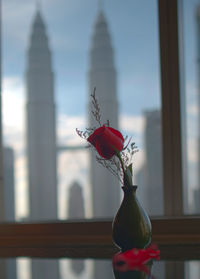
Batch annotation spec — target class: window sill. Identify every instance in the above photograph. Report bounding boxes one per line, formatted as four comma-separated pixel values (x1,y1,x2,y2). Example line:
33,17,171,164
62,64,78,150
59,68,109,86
0,217,199,258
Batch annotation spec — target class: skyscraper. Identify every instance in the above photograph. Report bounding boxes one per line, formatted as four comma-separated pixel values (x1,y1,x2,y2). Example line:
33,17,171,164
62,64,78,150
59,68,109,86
68,181,85,220
88,7,119,279
26,8,59,279
144,110,163,215
88,8,120,218
135,110,163,216
26,9,57,221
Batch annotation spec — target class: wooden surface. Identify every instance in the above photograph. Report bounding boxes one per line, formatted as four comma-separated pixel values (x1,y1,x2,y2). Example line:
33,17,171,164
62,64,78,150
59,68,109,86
0,217,199,259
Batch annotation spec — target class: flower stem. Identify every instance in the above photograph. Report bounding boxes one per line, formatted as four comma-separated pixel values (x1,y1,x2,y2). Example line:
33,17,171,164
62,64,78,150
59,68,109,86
115,152,125,173
115,151,132,188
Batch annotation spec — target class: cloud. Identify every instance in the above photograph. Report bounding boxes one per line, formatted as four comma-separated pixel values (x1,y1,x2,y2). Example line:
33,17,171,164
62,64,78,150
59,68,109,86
2,77,25,149
187,137,198,164
187,104,198,117
57,114,86,145
120,114,144,134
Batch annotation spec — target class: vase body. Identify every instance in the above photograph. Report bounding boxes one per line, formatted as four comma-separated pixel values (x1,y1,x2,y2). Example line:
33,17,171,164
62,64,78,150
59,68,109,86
112,186,152,251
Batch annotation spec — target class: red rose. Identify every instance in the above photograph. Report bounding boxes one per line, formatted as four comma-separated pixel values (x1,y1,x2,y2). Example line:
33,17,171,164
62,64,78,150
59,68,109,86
88,125,124,159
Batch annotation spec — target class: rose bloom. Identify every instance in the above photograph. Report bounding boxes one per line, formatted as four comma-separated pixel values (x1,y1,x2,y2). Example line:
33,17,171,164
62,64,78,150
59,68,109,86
87,125,124,159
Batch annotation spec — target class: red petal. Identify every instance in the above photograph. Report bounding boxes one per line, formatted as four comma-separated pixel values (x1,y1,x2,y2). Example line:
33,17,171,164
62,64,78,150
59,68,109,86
103,127,124,152
87,125,124,159
87,126,105,146
95,140,115,159
107,127,124,142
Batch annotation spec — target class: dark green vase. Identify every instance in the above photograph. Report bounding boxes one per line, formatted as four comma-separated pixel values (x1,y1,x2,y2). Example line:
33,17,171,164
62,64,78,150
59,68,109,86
112,185,152,251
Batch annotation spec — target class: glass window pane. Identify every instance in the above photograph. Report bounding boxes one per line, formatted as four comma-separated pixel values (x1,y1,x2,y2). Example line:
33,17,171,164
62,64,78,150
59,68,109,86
181,0,200,214
2,0,162,222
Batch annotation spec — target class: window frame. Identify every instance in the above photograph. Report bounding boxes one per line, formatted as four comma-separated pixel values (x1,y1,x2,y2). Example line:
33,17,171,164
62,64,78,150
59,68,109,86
159,0,183,215
0,0,200,258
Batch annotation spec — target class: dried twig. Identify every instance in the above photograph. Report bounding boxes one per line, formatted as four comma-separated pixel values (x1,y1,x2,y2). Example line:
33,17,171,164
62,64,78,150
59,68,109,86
91,87,102,126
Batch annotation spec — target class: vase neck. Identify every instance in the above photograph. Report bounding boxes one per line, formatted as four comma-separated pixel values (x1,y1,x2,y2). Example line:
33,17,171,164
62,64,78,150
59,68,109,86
122,185,137,194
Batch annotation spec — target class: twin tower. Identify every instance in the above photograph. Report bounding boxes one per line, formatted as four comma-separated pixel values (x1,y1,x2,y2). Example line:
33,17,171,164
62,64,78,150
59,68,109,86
26,8,120,222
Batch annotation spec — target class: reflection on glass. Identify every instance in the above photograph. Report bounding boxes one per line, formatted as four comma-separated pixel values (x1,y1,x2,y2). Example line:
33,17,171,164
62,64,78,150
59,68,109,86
0,258,196,279
187,261,200,278
2,0,162,224
17,258,31,279
113,255,153,278
60,259,95,279
0,259,17,279
113,264,157,279
112,245,160,279
113,268,151,279
0,257,198,279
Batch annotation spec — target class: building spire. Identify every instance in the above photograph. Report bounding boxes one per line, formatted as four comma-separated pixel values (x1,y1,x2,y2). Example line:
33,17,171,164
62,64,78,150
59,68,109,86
36,0,42,12
98,0,103,12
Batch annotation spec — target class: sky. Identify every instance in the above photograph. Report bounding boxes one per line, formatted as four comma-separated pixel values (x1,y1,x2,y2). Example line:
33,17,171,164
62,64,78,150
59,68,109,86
2,0,160,116
2,0,200,218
